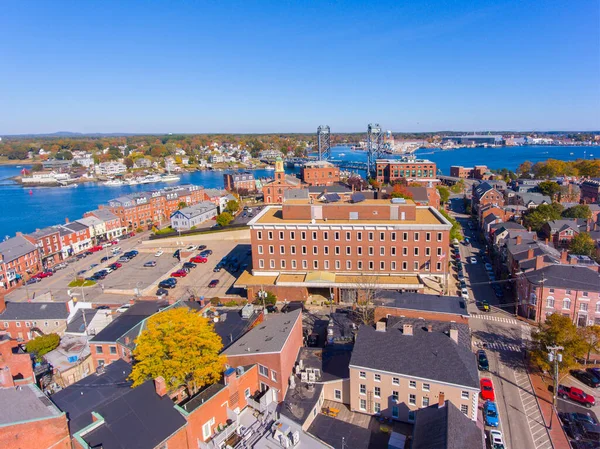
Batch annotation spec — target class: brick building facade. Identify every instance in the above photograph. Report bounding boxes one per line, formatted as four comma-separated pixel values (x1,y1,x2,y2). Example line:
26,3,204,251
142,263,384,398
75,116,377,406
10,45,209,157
223,172,256,193
0,235,42,291
376,158,437,185
0,297,69,342
25,227,63,269
301,161,340,186
262,159,303,204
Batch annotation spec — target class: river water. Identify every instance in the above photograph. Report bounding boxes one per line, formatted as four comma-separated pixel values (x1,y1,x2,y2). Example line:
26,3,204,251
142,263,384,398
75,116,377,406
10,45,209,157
0,145,596,238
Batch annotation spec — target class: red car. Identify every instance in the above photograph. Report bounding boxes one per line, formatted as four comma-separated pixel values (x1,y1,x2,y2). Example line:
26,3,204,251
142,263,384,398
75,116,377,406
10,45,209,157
90,245,104,252
33,271,53,279
480,378,495,401
190,256,208,263
171,269,188,278
109,262,122,269
208,279,220,288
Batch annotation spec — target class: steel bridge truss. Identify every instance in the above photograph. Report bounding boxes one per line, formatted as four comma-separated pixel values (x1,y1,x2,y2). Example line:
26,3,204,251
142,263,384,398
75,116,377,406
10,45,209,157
367,123,384,177
317,125,331,161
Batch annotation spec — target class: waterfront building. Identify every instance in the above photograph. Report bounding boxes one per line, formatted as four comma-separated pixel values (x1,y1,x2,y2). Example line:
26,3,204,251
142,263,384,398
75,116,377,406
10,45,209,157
442,135,505,146
95,161,127,176
0,234,42,291
170,201,217,231
103,184,206,229
75,216,106,245
223,172,257,193
59,221,92,256
21,171,72,184
262,158,304,204
238,196,451,301
133,157,152,169
41,159,73,171
450,165,493,180
83,209,125,240
301,160,340,186
25,227,63,268
376,158,438,185
349,318,479,422
259,149,283,161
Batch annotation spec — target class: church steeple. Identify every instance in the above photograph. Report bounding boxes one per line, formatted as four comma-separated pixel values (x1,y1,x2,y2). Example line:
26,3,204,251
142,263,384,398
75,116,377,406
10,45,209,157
275,157,284,181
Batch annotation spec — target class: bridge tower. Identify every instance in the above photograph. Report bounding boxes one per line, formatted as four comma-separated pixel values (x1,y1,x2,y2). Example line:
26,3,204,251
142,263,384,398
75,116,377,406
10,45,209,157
317,125,331,161
366,123,384,178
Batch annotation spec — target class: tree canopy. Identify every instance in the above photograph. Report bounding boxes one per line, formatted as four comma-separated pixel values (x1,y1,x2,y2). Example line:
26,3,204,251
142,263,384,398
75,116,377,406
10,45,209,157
439,209,462,241
130,307,224,394
537,181,561,198
26,333,60,357
522,203,563,232
216,212,233,227
531,314,586,373
569,232,595,257
226,200,240,213
562,204,591,219
436,186,450,204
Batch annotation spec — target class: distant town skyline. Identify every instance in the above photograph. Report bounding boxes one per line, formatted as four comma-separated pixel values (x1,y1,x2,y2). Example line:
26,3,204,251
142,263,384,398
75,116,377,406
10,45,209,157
1,0,598,134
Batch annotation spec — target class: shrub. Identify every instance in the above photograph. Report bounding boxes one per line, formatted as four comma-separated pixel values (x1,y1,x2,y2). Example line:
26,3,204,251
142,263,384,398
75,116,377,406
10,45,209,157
26,333,60,357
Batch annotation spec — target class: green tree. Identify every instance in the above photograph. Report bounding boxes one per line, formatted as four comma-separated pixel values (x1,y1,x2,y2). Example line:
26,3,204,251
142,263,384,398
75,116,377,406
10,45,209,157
531,314,586,373
518,161,532,177
226,200,240,213
26,333,60,357
253,291,277,306
537,181,561,199
436,186,450,204
562,204,592,219
31,163,43,172
124,157,134,169
55,150,73,160
569,232,595,256
450,179,465,194
130,307,224,394
439,209,462,241
216,212,233,227
579,325,600,363
523,203,563,232
178,201,187,210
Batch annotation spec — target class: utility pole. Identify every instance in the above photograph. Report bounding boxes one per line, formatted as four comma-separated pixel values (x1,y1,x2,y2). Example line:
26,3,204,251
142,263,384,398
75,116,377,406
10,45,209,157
547,345,563,430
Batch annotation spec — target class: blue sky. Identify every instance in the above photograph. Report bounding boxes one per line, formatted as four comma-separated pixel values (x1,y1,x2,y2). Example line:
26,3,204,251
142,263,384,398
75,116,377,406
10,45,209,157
1,0,598,134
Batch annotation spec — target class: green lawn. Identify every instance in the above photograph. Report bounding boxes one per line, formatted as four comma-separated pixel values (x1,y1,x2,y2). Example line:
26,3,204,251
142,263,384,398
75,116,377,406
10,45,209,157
68,279,96,287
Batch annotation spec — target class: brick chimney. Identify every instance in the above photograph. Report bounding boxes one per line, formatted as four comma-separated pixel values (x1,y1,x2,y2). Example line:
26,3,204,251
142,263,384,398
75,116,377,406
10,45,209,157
527,248,534,259
560,250,568,264
449,328,459,344
516,235,522,245
0,366,14,388
376,320,387,332
65,217,69,224
403,324,413,336
535,255,545,270
438,392,446,408
154,376,167,396
427,324,433,333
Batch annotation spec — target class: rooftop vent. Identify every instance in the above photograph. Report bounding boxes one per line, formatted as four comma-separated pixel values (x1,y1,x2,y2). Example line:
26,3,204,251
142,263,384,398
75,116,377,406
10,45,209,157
391,198,406,204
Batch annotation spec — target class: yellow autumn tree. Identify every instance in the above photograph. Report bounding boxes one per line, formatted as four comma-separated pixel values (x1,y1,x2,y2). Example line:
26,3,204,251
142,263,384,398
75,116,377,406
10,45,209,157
130,307,224,394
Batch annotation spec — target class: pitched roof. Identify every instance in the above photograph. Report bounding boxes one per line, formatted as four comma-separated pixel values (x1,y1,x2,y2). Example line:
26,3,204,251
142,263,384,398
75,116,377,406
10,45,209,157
350,322,479,389
51,359,133,434
170,201,216,219
0,383,63,425
524,265,600,292
412,401,483,449
0,301,69,321
223,309,301,356
545,219,586,234
81,380,187,449
0,235,38,263
90,301,166,343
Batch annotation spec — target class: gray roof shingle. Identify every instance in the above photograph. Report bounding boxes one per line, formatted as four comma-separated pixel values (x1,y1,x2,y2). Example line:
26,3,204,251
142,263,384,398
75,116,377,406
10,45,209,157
0,235,38,263
524,265,600,292
0,301,69,321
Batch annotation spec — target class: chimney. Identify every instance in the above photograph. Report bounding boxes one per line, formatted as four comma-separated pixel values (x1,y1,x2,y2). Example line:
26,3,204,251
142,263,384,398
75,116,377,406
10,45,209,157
65,217,69,224
449,328,459,344
154,376,167,396
516,235,522,245
527,248,534,260
403,324,413,336
224,367,238,389
533,233,537,241
438,392,446,408
0,295,6,314
560,250,568,264
535,255,545,270
427,325,433,333
16,232,23,237
0,366,14,388
376,320,387,332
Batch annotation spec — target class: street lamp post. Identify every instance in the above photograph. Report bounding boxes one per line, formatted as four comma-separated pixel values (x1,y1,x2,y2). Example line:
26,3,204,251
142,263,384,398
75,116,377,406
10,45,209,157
547,345,563,430
258,289,268,315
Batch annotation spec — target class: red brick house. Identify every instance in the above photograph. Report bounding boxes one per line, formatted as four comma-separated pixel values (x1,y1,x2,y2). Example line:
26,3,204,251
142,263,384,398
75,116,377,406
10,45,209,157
58,221,92,257
301,161,340,186
517,264,600,325
0,336,34,386
541,219,588,249
223,309,303,403
472,182,505,213
25,227,63,269
376,158,438,185
0,234,42,291
0,296,69,342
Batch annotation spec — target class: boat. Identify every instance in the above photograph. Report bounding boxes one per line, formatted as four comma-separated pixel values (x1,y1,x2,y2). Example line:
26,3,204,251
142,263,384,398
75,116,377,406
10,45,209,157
338,152,346,156
126,179,139,185
161,174,181,182
570,152,574,155
61,183,78,188
104,179,124,186
264,166,275,171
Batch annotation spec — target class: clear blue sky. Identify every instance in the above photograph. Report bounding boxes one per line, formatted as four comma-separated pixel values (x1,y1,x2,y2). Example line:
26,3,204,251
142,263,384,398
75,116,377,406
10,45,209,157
1,0,598,134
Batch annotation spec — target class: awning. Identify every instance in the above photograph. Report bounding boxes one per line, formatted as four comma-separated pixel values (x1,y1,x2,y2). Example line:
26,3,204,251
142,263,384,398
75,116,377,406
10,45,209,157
305,271,336,283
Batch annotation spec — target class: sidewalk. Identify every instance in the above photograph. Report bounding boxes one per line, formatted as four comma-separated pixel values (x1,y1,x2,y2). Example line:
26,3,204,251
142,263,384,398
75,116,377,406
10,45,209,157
527,366,571,449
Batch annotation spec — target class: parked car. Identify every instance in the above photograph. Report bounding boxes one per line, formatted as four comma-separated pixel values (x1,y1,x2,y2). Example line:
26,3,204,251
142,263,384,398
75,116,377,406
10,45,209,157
480,378,495,401
100,256,112,263
185,245,196,252
199,249,213,257
90,245,103,252
171,269,187,277
103,267,114,274
481,300,490,312
118,256,130,263
559,412,597,426
173,249,180,258
571,370,600,388
77,269,87,276
26,278,41,285
116,304,131,313
156,288,169,297
54,262,67,270
483,401,499,427
124,250,138,258
158,278,177,289
33,271,53,279
557,385,595,407
470,256,477,264
587,367,600,379
155,250,163,257
144,261,157,267
457,273,465,281
208,279,220,288
190,256,208,263
198,245,207,251
109,262,122,269
460,288,469,300
183,262,196,270
111,246,122,253
477,350,489,371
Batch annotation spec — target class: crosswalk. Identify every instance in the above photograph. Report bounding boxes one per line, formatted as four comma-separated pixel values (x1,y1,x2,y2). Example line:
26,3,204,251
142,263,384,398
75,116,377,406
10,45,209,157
514,370,553,449
470,314,519,325
480,341,523,352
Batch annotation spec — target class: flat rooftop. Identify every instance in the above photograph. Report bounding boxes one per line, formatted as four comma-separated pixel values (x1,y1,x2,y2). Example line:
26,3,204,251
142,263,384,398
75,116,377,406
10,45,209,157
374,292,469,317
0,383,63,425
254,206,446,226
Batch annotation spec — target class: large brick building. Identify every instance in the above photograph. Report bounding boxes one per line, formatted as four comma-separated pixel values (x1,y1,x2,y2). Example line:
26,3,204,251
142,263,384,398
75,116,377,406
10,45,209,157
376,158,438,185
0,297,70,342
262,158,304,204
301,160,340,186
84,208,126,240
450,165,493,180
472,182,505,213
223,172,257,193
238,196,452,301
103,184,206,230
0,235,42,291
581,179,600,204
25,227,63,269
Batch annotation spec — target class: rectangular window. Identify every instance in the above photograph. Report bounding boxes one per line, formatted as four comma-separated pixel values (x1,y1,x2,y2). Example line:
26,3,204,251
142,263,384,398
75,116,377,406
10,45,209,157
380,232,385,241
374,402,381,413
368,261,374,270
357,247,362,255
360,399,366,410
414,232,419,241
280,260,286,268
269,245,274,254
259,259,265,268
335,260,340,269
270,259,275,268
380,261,385,270
335,389,341,400
360,384,366,395
313,260,319,269
392,406,399,418
409,380,416,389
380,247,385,256
335,232,340,241
409,394,416,405
245,388,251,398
271,370,277,381
414,261,419,270
335,246,340,255
422,397,429,407
291,245,296,255
392,377,399,386
301,231,306,240
324,246,329,255
414,247,420,257
346,246,351,255
268,231,273,240
583,291,589,297
202,421,212,440
346,231,351,241
437,247,442,256
323,231,328,240
290,231,295,240
374,373,381,382
425,247,430,256
402,261,408,271
391,261,396,270
369,246,374,256
109,346,117,355
461,391,469,400
426,232,431,242
280,245,285,255
391,247,396,256
461,404,469,415
312,231,317,240
392,391,399,401
257,231,262,240
302,246,307,255
258,245,264,255
374,386,381,397
346,260,351,270
422,383,430,392
313,246,318,255
359,371,366,379
292,260,297,269
437,262,442,271
279,231,284,240
324,260,329,269
437,232,443,242
16,322,21,328
403,247,408,256
259,365,269,377
357,232,362,241
302,260,308,269
96,345,103,354
369,232,374,241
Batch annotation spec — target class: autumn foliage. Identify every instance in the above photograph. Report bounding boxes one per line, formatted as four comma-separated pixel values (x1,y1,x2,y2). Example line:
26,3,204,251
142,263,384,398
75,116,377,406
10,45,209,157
130,307,225,394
